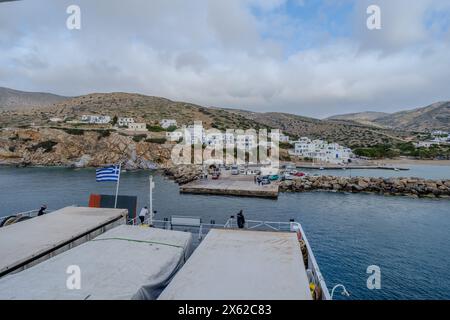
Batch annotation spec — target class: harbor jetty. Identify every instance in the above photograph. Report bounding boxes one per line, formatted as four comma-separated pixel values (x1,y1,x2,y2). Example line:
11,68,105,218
279,176,450,198
180,178,279,198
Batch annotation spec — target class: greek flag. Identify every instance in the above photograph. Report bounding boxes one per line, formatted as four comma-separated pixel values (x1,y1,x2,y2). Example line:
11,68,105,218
96,165,120,182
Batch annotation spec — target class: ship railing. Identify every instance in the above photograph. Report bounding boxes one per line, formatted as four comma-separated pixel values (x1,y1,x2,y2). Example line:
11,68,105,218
128,215,331,300
0,205,76,227
292,221,331,300
0,209,40,226
235,219,330,300
128,216,228,241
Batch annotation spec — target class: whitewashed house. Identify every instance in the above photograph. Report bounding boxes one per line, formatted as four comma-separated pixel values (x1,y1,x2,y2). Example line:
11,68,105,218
128,123,147,131
431,130,448,136
414,141,436,148
205,131,225,147
236,133,257,150
223,132,236,146
293,137,352,164
184,122,205,144
160,119,177,129
118,117,134,127
81,115,111,124
270,131,290,143
166,130,184,142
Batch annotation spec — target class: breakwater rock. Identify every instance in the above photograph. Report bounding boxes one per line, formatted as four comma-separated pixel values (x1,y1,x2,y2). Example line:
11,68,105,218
164,165,203,184
278,176,450,199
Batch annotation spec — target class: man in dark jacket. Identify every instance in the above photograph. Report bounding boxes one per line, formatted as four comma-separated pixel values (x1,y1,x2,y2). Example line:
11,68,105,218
37,205,47,216
237,210,245,229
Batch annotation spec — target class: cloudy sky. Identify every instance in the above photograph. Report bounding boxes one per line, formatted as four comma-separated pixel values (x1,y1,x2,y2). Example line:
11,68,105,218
1,0,450,118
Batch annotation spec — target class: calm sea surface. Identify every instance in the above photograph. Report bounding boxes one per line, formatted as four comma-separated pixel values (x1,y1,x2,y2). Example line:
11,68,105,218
1,166,450,300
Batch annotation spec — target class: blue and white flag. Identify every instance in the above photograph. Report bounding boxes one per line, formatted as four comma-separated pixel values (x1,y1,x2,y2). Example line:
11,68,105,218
96,165,120,182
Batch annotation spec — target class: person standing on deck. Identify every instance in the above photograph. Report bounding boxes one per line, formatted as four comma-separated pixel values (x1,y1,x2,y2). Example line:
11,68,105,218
237,210,246,229
139,206,149,224
37,205,47,216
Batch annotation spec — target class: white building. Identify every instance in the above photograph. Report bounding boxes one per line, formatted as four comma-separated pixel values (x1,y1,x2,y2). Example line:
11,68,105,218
166,130,184,142
236,133,257,150
270,131,290,143
414,141,436,148
128,123,147,131
184,123,205,144
431,130,448,136
205,131,225,147
118,117,134,127
160,119,177,129
81,115,111,124
292,137,352,164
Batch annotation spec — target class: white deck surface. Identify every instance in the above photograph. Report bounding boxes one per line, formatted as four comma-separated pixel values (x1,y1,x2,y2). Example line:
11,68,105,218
158,229,312,300
0,206,127,275
0,225,193,299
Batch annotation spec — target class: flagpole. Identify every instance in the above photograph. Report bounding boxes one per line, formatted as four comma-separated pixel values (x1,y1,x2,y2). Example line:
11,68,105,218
114,163,121,208
149,175,153,226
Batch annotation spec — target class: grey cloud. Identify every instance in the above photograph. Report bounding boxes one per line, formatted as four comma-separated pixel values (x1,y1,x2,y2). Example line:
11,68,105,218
0,0,449,118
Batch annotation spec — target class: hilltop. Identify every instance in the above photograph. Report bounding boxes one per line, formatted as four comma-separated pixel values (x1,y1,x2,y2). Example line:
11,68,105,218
0,87,67,111
327,101,450,132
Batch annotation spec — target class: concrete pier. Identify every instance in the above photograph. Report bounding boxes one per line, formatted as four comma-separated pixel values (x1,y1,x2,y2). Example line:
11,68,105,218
180,177,279,198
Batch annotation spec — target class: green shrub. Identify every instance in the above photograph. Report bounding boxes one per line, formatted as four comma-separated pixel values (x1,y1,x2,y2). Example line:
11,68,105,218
146,138,166,144
133,134,147,142
61,128,85,135
146,124,165,132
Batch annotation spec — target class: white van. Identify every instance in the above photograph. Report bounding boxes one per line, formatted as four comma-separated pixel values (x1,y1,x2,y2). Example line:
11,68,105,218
231,166,239,175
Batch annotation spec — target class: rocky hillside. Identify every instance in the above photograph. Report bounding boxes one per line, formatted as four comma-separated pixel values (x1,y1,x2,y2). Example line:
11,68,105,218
0,87,67,111
0,93,264,131
328,101,450,132
228,110,409,148
0,127,172,169
0,90,417,149
327,111,388,122
375,101,450,132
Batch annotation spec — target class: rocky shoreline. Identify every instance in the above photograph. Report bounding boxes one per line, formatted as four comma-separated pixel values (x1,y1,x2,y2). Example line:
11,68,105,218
163,165,203,184
0,128,172,170
278,175,450,199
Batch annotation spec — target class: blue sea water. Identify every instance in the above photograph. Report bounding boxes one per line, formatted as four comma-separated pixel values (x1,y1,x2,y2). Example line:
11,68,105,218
1,166,449,300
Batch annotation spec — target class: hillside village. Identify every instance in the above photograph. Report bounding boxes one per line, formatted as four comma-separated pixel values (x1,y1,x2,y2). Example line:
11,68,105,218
1,90,450,168
65,114,356,164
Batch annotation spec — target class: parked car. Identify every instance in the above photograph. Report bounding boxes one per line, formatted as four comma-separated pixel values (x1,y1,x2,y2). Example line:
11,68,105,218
269,175,279,181
294,172,306,177
283,174,294,180
231,166,239,175
212,173,219,180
